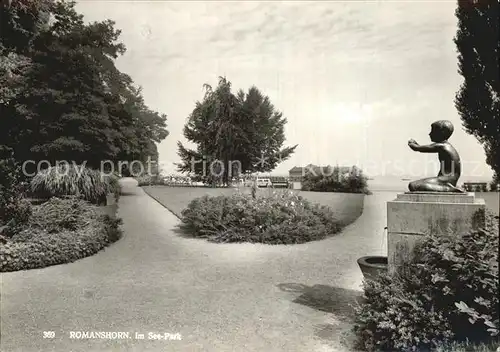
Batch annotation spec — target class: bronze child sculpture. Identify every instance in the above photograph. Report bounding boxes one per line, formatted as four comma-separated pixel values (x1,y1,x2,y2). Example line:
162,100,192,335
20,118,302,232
407,120,465,193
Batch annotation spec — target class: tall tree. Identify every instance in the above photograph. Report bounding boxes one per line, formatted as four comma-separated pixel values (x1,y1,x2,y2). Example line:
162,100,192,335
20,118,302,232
177,77,297,185
1,0,168,174
454,0,499,179
0,0,53,157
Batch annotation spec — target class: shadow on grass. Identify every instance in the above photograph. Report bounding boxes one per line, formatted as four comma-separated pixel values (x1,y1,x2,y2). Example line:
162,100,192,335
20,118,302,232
277,283,364,348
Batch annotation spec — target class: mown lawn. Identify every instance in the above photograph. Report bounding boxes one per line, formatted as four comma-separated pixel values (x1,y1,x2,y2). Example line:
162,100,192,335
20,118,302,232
142,186,365,226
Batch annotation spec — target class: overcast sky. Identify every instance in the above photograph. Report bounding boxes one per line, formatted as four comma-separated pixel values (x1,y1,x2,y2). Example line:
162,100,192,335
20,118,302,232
76,0,493,181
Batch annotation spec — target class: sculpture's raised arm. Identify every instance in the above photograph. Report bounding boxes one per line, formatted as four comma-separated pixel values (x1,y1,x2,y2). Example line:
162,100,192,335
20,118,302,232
407,120,465,193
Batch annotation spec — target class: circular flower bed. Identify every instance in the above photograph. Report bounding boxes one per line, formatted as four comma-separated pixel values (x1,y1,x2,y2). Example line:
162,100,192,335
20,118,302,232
0,197,122,272
180,190,344,244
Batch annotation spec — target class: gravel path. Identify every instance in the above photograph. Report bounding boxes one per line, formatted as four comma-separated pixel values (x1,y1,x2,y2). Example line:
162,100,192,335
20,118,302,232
1,178,393,352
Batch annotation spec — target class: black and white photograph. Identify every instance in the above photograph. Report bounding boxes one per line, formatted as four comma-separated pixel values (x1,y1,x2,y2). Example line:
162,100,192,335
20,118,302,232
0,0,499,351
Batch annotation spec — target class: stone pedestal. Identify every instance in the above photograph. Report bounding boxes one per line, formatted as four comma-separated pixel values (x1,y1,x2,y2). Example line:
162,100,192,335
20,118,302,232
387,192,485,274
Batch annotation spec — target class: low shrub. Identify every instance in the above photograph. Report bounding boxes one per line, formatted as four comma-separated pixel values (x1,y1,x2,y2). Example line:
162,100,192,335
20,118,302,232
28,197,94,233
30,164,118,204
354,271,454,351
0,198,32,237
353,213,499,351
0,155,32,236
180,189,343,244
302,166,370,194
0,197,122,272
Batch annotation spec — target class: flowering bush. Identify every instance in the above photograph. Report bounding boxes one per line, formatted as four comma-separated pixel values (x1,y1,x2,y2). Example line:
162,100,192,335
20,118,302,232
302,166,371,194
180,189,343,244
353,212,499,351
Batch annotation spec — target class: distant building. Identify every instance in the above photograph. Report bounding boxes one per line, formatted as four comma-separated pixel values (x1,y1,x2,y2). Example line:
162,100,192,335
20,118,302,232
288,166,306,182
288,164,352,189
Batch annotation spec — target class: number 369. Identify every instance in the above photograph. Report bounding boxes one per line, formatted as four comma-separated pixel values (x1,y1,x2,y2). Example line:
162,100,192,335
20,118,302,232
43,331,55,338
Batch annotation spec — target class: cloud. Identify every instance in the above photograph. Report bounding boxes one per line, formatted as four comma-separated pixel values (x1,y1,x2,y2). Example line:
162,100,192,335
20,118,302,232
84,1,458,78
74,1,491,179
193,2,456,64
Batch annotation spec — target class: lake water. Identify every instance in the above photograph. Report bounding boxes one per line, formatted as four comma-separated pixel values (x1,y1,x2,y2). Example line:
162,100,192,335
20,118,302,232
368,176,499,215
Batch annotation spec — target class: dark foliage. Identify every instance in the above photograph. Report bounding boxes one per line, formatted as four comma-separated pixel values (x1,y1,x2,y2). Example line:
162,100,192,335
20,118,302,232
0,150,32,235
1,0,168,171
455,0,500,180
353,213,499,351
301,166,371,194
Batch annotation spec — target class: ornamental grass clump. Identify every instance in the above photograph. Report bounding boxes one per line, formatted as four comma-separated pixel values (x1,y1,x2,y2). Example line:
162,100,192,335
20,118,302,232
30,165,118,204
180,189,343,244
105,173,121,201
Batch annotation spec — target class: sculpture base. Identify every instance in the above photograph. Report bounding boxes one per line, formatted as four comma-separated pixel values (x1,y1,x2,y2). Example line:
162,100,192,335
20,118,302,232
399,192,475,203
387,192,485,275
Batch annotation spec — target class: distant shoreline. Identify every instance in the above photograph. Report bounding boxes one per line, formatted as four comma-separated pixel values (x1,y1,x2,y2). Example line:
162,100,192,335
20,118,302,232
367,176,495,192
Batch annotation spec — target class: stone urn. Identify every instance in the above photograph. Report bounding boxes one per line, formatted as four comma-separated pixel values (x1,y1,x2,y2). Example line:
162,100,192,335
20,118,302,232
357,256,388,280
